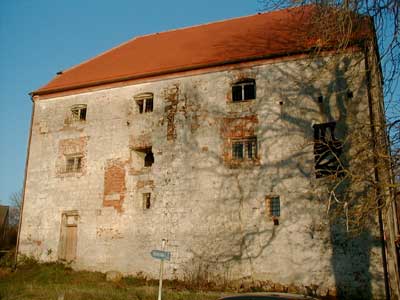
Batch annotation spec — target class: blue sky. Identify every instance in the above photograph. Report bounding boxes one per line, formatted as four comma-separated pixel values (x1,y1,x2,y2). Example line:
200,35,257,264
0,1,261,205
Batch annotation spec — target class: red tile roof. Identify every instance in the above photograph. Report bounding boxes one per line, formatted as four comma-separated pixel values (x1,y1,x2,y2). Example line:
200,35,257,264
33,6,371,96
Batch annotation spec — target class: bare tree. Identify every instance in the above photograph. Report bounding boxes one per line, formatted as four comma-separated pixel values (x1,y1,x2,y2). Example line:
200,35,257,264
259,1,400,298
261,0,399,176
9,189,22,227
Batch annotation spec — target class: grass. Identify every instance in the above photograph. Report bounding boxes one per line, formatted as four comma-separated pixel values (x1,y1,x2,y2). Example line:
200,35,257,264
0,255,223,300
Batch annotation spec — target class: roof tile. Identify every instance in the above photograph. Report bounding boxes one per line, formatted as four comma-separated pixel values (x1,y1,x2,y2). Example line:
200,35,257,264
33,6,371,96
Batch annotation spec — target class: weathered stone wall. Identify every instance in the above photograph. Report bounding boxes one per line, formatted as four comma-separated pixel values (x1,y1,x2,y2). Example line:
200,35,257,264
19,53,385,299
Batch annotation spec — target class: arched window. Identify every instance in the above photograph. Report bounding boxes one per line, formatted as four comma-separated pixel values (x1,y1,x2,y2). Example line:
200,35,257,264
232,79,256,102
134,93,153,113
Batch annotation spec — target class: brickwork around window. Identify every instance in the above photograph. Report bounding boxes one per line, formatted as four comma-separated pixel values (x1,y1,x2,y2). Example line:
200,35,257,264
56,137,88,177
220,115,259,166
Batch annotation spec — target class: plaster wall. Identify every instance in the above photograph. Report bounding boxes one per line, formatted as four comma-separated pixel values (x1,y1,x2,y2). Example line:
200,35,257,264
19,53,385,298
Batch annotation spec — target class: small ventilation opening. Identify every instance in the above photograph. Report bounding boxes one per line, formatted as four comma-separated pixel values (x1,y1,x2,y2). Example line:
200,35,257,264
347,90,353,99
143,193,151,209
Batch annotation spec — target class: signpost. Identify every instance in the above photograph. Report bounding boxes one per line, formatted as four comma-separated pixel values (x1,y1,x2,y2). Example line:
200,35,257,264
151,250,171,261
151,239,171,300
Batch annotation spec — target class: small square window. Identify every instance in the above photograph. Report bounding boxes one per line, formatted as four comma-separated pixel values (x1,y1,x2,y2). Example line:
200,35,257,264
232,137,257,161
65,155,82,173
135,93,154,114
71,105,87,121
143,193,151,209
232,79,256,102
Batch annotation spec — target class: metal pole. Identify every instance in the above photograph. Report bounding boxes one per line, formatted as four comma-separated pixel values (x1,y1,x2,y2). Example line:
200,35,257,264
157,239,166,300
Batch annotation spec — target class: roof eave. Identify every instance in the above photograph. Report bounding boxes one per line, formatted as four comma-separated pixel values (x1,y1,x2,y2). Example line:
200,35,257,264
30,50,311,97
31,41,369,98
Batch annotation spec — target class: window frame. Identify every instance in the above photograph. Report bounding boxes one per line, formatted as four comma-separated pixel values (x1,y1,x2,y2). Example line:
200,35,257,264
232,79,256,102
270,196,280,217
231,137,258,161
134,93,154,114
143,193,151,210
71,104,87,122
65,154,83,173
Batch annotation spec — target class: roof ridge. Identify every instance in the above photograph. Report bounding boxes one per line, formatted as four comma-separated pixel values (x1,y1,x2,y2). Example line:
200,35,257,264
134,11,271,39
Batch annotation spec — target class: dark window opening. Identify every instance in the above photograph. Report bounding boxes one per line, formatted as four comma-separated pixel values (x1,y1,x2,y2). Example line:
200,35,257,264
71,105,87,121
317,96,323,103
232,142,244,160
143,193,151,209
313,122,344,178
145,98,153,112
66,155,82,173
347,90,353,99
131,147,154,170
232,79,256,102
135,93,154,114
137,100,144,114
232,85,242,101
232,137,257,161
144,148,154,167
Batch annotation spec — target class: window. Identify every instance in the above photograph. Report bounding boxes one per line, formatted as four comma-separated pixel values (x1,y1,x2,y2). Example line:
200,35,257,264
143,193,151,209
71,104,87,121
232,137,257,160
131,147,154,170
270,197,280,217
232,79,256,102
266,196,280,226
135,93,153,113
144,148,154,167
65,155,83,173
313,122,344,178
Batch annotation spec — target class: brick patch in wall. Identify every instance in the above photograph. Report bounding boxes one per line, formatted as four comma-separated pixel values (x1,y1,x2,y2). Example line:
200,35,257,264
163,84,179,141
220,115,259,164
103,159,126,213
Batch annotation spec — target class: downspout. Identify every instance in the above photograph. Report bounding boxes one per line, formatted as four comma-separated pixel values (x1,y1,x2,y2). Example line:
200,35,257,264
364,41,390,299
14,96,36,267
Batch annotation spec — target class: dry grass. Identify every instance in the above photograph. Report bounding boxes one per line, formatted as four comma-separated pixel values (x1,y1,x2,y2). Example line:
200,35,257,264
0,257,222,300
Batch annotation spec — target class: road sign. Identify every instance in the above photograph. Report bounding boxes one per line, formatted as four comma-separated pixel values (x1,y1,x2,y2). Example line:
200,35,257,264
151,250,171,261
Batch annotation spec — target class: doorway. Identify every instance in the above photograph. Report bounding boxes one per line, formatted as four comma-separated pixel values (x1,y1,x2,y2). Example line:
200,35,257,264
58,211,78,262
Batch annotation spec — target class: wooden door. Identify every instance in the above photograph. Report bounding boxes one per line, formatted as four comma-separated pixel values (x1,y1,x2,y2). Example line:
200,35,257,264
59,212,78,261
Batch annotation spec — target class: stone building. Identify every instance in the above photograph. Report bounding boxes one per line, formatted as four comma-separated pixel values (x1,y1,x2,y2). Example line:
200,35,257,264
17,6,399,299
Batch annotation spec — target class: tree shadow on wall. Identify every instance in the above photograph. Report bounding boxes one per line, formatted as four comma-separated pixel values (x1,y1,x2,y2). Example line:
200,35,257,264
166,43,384,298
